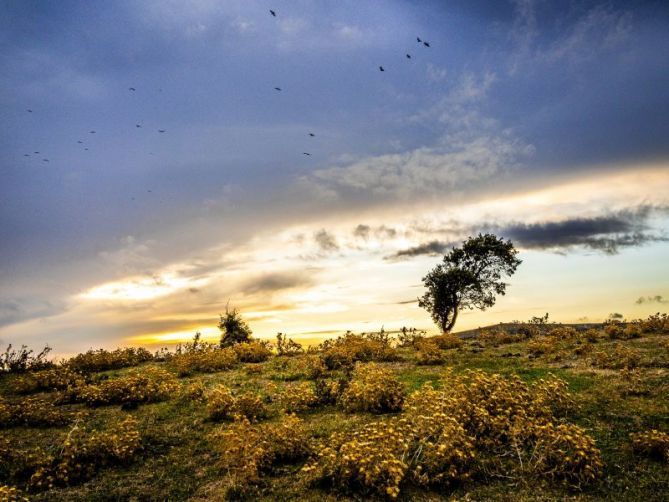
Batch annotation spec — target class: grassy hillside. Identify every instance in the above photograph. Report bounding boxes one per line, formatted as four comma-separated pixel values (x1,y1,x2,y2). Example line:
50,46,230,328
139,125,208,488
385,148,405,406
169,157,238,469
1,316,668,501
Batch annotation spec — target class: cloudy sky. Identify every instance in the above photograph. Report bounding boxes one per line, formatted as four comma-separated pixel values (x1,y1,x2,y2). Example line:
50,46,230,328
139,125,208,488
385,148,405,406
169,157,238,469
1,0,668,355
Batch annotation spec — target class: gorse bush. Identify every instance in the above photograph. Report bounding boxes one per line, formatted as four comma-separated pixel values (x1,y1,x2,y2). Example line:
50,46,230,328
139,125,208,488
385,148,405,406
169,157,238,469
233,341,272,363
320,333,398,370
66,347,153,373
414,339,446,365
630,429,669,462
0,485,28,502
0,396,69,428
0,344,52,374
590,344,641,369
338,363,404,414
270,354,326,381
69,367,178,407
276,333,304,356
29,416,141,490
214,414,311,495
278,382,319,412
12,367,88,394
168,347,238,377
639,312,669,334
430,334,463,350
206,385,268,421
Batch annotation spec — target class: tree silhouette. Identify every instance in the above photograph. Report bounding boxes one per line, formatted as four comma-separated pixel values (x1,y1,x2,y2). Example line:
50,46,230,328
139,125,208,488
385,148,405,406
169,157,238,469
419,234,522,333
218,304,252,347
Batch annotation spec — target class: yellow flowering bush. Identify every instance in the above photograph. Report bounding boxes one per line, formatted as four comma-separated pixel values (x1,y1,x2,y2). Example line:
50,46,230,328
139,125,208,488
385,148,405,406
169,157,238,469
270,355,326,381
214,414,311,495
0,485,28,502
72,367,178,407
206,385,268,421
431,334,464,350
234,392,269,421
66,347,153,373
320,333,398,370
179,380,208,402
29,416,141,490
630,429,669,461
12,367,88,394
168,347,238,377
590,344,641,369
278,382,319,412
639,312,669,334
0,396,68,428
233,341,272,363
414,339,446,365
338,363,404,413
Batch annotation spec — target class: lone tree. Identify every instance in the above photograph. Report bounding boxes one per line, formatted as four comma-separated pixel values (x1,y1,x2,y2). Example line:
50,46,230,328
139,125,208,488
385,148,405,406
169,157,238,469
218,304,253,347
419,233,522,333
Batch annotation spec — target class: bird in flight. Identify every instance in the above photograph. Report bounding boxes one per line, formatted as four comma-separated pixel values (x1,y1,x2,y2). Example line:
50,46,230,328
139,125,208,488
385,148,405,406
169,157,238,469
77,140,83,144
423,41,430,47
129,87,136,91
24,154,30,157
308,132,315,137
27,109,33,113
89,130,96,134
42,158,49,162
274,87,282,91
136,124,142,128
158,129,166,133
417,37,422,43
379,66,385,71
34,151,39,154
84,148,89,151
302,152,312,156
406,54,412,59
270,10,276,17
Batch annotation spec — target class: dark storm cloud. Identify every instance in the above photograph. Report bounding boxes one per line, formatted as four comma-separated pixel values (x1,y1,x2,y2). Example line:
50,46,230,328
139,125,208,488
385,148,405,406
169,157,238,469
498,206,668,254
391,240,454,258
0,298,64,328
635,295,668,305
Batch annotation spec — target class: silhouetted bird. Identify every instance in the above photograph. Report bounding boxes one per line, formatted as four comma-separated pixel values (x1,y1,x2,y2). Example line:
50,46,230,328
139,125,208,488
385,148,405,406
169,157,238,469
308,133,315,137
423,41,430,47
270,10,276,17
379,66,385,71
42,158,49,162
274,87,282,91
136,124,142,128
27,109,33,113
302,152,311,156
24,154,30,157
34,151,39,154
129,87,136,91
84,148,89,151
77,140,83,144
89,130,96,134
147,190,152,193
406,54,411,59
417,37,422,43
158,129,166,133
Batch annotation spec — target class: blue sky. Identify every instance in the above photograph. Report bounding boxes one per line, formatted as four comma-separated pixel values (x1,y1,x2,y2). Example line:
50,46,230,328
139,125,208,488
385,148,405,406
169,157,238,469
1,0,668,354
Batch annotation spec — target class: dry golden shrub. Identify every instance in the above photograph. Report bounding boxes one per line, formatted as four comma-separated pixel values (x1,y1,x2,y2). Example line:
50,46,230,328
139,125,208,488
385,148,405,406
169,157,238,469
320,333,398,370
234,392,269,421
168,347,238,377
179,381,208,402
66,347,153,373
0,485,28,502
0,396,68,428
338,363,404,414
414,339,446,365
630,429,669,461
639,312,669,334
12,367,88,394
277,382,319,412
206,385,268,421
431,334,464,350
590,344,641,369
271,355,326,381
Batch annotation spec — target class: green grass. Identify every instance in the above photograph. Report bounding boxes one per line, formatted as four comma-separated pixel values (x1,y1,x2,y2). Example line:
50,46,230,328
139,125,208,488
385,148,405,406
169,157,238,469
1,331,668,501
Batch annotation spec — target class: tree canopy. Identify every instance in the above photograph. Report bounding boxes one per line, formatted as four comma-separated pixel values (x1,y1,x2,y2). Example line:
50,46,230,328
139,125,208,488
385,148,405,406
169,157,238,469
418,233,522,333
218,305,253,347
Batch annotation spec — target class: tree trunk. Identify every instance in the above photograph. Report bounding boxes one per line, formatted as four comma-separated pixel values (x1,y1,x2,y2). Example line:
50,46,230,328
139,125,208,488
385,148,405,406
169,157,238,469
442,308,458,333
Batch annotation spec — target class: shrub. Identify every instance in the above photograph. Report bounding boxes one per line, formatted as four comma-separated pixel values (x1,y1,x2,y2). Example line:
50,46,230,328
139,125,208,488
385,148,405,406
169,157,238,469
414,340,446,365
320,333,398,370
630,429,669,462
547,327,579,340
0,344,53,374
206,385,268,421
179,381,208,402
590,344,641,369
270,355,325,381
479,329,526,347
168,347,238,377
338,363,404,413
29,416,141,490
314,378,345,405
278,382,319,412
431,334,463,350
639,312,669,334
214,414,311,495
276,333,304,356
218,306,253,347
66,347,153,373
233,341,272,363
12,367,87,394
72,367,178,407
0,396,69,428
234,392,269,421
527,336,559,356
0,485,28,502
396,327,426,348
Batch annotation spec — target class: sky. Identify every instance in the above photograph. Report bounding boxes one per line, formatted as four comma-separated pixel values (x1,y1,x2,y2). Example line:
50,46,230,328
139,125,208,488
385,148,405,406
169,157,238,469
1,0,668,355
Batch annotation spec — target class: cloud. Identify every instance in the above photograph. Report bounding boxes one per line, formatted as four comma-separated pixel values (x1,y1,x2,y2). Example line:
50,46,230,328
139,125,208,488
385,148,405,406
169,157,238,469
608,312,624,320
391,240,453,259
353,224,371,239
635,295,668,305
0,297,65,328
242,271,315,295
314,229,339,252
495,206,668,254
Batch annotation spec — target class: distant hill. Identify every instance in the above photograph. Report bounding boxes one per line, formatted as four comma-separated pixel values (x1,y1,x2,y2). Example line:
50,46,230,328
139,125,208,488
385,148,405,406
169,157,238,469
454,322,605,339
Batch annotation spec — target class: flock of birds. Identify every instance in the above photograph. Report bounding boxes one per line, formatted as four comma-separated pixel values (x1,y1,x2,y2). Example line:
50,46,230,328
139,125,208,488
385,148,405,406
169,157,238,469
22,8,432,166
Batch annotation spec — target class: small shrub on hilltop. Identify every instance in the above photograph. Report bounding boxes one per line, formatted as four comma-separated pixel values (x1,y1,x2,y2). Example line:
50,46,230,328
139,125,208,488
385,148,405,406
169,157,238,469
214,414,311,496
431,333,463,350
320,332,398,370
168,347,238,377
66,347,153,373
0,396,69,428
71,367,178,407
233,341,272,363
396,327,426,348
1,344,53,374
29,416,141,490
206,385,268,421
276,333,304,356
590,344,641,369
12,367,88,394
479,329,526,347
313,378,345,405
639,312,669,334
414,339,446,365
270,355,326,381
547,327,579,340
338,363,404,414
179,381,208,403
630,429,669,462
